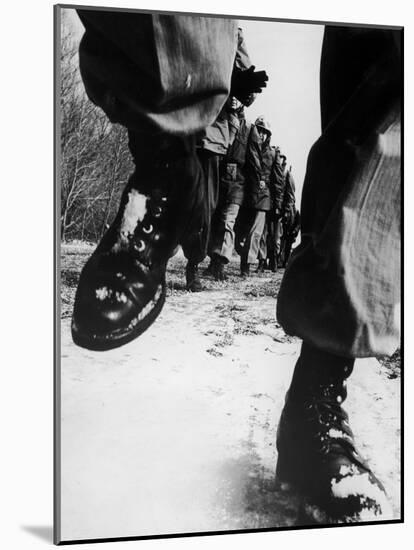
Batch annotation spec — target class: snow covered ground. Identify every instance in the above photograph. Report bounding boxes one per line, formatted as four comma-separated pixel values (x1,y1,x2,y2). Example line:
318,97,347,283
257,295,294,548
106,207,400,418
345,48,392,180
58,247,401,542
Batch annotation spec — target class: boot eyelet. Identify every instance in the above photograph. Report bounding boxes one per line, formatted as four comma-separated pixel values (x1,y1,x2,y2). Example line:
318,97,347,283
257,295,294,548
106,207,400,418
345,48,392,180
153,206,163,218
161,197,167,202
135,240,145,252
143,224,153,234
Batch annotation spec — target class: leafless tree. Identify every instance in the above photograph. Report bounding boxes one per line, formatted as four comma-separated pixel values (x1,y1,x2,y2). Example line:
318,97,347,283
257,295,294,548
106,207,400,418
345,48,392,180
59,12,133,242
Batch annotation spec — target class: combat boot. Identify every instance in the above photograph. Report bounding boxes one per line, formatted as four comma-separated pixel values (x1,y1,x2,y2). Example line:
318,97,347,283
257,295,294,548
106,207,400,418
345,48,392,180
72,135,207,351
276,343,392,524
212,256,227,281
268,255,277,272
203,256,217,277
186,262,203,292
240,260,250,278
256,259,266,273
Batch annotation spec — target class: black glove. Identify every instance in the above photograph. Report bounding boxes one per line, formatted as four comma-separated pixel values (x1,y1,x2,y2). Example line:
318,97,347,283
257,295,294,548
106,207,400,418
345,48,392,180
231,66,268,101
237,92,256,107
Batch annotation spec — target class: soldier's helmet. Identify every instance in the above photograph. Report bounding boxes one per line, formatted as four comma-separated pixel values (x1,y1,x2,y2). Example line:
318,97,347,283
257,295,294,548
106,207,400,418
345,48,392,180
255,116,272,136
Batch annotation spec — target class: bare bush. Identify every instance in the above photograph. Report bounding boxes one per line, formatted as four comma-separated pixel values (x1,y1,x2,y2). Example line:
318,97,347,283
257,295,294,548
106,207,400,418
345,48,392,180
59,12,133,242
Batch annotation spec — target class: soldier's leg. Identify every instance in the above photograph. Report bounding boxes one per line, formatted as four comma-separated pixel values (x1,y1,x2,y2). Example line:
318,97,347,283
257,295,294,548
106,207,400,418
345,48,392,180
276,27,401,522
213,203,240,262
274,217,283,267
181,150,221,291
280,230,292,268
243,210,266,268
234,206,249,256
77,10,237,135
266,215,277,272
71,12,237,349
256,218,268,273
208,202,240,280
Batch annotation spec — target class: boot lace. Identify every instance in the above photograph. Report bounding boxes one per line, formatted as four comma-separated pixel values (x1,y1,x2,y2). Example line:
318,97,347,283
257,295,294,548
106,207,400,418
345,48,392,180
305,387,362,465
125,190,169,268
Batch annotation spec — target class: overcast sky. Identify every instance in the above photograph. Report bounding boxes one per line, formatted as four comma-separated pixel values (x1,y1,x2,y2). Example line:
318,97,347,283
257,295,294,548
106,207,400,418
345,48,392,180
64,9,324,201
241,20,324,199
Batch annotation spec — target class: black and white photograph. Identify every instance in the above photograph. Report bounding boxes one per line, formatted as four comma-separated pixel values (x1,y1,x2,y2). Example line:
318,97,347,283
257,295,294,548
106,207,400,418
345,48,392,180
55,4,402,544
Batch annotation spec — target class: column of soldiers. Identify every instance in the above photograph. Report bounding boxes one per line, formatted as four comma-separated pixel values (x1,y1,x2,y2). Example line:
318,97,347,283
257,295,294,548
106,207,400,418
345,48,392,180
184,103,300,291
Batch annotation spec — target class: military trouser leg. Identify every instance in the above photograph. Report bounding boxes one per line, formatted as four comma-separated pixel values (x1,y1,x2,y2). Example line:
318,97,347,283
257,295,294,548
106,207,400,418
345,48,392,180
243,210,266,265
277,27,401,357
77,10,237,135
181,150,221,265
209,202,240,263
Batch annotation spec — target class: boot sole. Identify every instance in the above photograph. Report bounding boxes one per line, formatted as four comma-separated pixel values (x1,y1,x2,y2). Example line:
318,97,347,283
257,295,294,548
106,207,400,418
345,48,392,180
71,283,166,352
